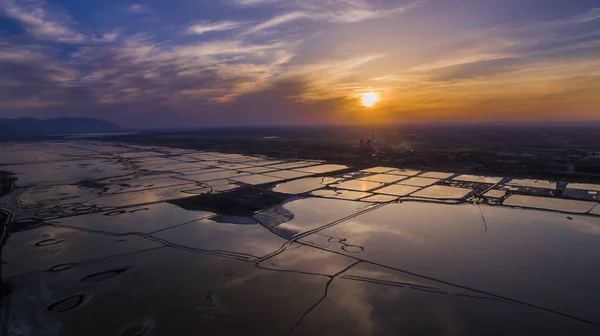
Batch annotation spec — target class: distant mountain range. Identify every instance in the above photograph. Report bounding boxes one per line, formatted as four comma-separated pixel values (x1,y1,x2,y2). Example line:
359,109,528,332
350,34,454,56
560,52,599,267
0,117,122,139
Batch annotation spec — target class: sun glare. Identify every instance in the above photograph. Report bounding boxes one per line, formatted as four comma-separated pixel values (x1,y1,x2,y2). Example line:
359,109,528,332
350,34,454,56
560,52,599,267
361,92,379,107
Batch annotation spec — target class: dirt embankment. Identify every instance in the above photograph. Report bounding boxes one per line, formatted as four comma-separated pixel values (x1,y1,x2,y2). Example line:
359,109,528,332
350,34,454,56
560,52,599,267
1,173,12,301
0,171,15,197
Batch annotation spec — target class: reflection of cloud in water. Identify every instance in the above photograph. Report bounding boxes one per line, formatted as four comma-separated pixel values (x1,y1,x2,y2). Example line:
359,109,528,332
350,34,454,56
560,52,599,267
256,198,372,237
483,205,600,236
261,243,356,276
503,195,596,213
87,184,201,207
333,218,430,245
565,217,600,236
151,216,288,259
330,279,375,335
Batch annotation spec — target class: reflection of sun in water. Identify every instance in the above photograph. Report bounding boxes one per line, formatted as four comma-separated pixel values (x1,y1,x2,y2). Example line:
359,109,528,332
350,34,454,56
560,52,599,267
361,92,379,107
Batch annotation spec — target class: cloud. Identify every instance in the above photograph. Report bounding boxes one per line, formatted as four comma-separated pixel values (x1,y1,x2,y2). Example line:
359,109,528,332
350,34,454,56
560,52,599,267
506,7,600,35
315,1,422,23
230,0,281,6
173,39,293,59
245,12,311,34
1,1,599,126
409,53,515,73
187,21,244,35
401,6,600,84
127,3,151,13
424,57,526,82
0,41,46,62
92,31,120,42
0,0,86,43
567,7,600,24
10,33,300,108
0,42,80,109
0,31,373,126
244,0,421,34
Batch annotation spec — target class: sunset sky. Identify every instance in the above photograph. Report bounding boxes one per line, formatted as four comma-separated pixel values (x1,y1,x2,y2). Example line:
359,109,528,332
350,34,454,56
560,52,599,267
1,0,599,127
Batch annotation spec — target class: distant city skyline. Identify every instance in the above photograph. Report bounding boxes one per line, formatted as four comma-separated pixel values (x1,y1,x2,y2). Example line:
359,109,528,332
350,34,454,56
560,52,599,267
1,0,599,127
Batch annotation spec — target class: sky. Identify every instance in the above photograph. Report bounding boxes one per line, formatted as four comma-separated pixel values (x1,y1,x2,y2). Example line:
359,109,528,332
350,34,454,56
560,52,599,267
1,0,599,128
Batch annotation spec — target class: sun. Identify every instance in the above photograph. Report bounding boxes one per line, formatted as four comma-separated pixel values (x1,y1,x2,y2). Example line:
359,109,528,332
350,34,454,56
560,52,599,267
361,92,379,107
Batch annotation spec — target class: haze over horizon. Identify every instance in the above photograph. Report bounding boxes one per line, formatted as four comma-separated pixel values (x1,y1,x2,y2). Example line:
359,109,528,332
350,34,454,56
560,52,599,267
1,0,599,128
